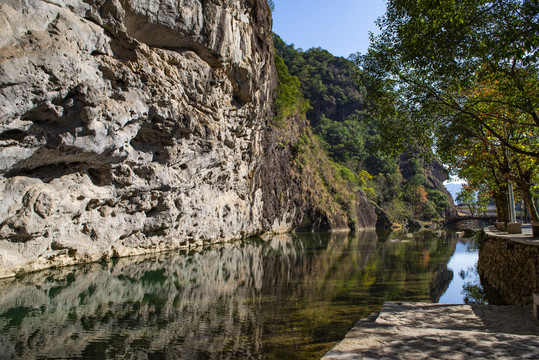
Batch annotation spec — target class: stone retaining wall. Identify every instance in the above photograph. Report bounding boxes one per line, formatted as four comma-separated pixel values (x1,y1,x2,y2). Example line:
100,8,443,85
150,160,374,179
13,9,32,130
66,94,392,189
478,232,539,306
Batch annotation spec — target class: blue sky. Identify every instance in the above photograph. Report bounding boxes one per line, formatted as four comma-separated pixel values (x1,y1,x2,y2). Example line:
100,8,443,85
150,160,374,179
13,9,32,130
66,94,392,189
272,0,387,58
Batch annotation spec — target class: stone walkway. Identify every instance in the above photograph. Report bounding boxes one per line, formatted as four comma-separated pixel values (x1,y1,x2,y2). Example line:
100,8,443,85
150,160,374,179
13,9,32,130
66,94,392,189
484,224,539,245
322,302,539,359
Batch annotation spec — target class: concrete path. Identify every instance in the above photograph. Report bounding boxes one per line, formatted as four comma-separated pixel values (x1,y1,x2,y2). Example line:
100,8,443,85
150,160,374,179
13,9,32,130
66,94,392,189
485,224,539,245
322,302,539,359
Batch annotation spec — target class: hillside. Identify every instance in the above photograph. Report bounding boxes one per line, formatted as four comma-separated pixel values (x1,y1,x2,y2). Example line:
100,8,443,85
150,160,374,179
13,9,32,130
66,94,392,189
273,34,457,226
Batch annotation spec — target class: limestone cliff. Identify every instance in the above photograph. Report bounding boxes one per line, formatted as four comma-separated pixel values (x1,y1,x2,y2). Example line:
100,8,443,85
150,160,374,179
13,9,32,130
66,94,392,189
0,0,376,278
399,154,458,219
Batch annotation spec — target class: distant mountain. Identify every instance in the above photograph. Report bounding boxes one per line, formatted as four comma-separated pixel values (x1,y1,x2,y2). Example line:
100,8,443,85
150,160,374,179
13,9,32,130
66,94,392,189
444,183,463,203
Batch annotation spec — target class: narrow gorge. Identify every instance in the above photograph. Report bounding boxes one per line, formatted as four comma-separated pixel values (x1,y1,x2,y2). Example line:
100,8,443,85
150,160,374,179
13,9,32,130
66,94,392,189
0,0,376,278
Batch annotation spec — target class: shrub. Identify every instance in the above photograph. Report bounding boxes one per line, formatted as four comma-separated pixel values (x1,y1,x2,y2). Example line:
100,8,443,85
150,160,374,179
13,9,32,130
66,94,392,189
420,200,438,220
273,55,310,123
409,173,426,186
427,189,451,214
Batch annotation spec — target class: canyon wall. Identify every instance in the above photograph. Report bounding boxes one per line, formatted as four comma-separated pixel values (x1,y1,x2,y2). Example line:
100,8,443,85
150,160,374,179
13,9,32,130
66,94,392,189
0,0,376,278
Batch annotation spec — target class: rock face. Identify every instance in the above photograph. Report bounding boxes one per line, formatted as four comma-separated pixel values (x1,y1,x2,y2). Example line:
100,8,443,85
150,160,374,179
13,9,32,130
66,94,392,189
259,116,376,233
423,158,458,217
0,0,376,278
0,0,276,277
399,154,458,219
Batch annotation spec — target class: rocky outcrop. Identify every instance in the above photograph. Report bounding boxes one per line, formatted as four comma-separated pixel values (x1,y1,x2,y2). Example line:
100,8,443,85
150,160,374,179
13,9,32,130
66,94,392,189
0,0,278,278
399,154,458,219
0,0,376,278
424,158,458,218
374,204,393,229
259,116,376,233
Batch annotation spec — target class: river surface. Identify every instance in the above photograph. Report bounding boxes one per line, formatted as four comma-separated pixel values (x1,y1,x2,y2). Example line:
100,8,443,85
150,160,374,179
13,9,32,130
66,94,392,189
0,230,478,360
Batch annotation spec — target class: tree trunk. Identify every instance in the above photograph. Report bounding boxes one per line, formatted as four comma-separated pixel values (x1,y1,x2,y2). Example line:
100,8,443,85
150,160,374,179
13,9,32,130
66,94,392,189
520,186,539,223
493,191,510,223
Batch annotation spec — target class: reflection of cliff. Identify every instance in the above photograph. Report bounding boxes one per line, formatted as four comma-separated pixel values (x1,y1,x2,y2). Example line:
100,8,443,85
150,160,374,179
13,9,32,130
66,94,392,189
428,233,462,302
371,231,458,302
0,231,459,359
430,267,454,302
0,242,270,360
260,231,378,301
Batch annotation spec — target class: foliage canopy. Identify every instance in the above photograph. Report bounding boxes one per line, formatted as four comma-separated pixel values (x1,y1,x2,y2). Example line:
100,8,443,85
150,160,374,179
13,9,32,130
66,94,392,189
359,0,539,158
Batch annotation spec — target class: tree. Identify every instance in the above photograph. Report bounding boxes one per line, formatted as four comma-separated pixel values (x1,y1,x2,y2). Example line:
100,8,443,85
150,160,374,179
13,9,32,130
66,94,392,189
427,189,451,216
441,117,539,222
456,186,480,216
273,55,310,123
359,0,539,158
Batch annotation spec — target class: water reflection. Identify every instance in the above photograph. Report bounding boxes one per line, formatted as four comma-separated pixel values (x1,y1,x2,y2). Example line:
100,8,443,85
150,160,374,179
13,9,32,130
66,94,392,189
438,238,481,304
0,230,465,360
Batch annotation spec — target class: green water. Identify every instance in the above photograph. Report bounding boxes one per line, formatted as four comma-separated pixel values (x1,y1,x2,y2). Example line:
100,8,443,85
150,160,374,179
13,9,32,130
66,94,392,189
0,230,473,359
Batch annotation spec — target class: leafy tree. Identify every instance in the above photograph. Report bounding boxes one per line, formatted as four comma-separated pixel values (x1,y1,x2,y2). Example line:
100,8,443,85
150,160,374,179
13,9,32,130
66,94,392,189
457,186,480,216
427,190,451,215
409,174,426,186
273,55,310,123
407,185,428,216
443,121,538,222
420,200,438,221
359,0,539,158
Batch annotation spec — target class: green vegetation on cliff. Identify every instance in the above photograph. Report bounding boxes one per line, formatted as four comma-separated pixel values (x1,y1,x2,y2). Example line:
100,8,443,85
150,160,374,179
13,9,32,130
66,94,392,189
272,51,374,229
273,34,453,225
273,55,310,124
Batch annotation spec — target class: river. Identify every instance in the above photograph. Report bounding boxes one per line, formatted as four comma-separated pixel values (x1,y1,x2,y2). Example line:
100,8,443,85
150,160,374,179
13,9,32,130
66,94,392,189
0,230,478,360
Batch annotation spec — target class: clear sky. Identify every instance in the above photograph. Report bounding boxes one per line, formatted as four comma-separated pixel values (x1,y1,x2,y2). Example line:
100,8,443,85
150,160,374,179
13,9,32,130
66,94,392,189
271,0,387,58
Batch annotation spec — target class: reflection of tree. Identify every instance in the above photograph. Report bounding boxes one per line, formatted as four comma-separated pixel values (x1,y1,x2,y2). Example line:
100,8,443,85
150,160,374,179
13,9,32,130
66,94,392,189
368,231,457,303
0,231,460,359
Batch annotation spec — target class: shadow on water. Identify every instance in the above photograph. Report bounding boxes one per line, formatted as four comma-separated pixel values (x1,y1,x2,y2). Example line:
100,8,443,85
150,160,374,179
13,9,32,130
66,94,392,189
0,230,469,360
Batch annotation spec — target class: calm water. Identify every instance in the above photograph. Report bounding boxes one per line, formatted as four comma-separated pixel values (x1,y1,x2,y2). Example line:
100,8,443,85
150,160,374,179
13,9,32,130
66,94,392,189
0,230,477,360
438,240,480,304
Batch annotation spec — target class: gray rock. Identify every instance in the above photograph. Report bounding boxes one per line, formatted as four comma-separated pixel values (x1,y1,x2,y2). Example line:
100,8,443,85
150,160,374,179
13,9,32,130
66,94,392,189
0,0,375,278
374,204,393,229
0,0,277,278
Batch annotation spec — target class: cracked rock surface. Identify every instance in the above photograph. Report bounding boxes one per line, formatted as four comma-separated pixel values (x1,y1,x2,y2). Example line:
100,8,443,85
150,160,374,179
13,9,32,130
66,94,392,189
0,0,278,277
0,0,376,278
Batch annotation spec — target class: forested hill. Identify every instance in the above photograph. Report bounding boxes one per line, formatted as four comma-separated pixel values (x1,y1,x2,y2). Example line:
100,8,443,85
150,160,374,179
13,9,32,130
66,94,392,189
273,35,364,125
273,34,456,225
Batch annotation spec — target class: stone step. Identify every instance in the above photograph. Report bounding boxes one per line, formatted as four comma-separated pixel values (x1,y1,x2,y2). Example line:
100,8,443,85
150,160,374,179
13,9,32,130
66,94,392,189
322,302,539,360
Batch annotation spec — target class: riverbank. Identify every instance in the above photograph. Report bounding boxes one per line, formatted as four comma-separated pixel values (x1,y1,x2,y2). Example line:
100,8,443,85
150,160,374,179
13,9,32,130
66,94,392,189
322,301,539,359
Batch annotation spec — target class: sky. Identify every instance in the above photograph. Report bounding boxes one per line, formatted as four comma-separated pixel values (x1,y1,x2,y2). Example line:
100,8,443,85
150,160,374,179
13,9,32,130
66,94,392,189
271,0,388,58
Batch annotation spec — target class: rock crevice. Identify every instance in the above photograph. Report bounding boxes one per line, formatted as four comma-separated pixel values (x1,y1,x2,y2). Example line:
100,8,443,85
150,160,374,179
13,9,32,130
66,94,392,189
0,0,374,278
